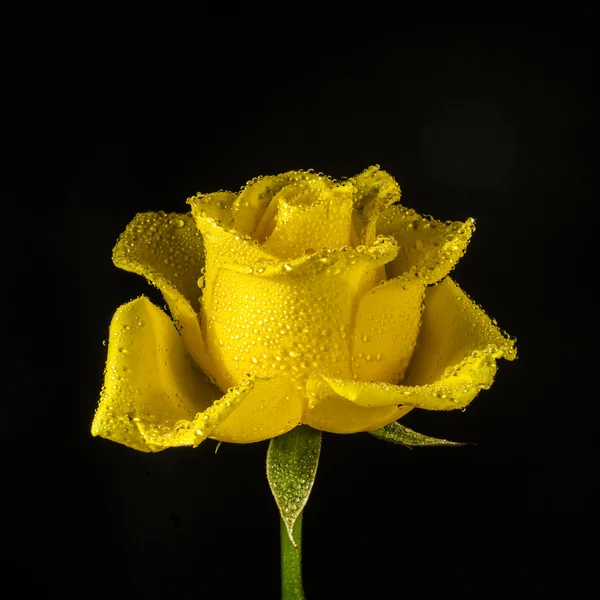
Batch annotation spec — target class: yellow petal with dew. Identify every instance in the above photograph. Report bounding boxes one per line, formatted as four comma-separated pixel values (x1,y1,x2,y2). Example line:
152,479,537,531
112,211,221,387
210,377,304,443
351,165,401,217
263,181,355,259
188,201,279,279
406,276,516,383
253,189,283,243
232,170,333,237
92,297,294,448
377,205,475,284
187,191,237,228
92,297,224,451
195,219,398,389
350,165,401,245
254,177,334,243
303,374,412,433
351,279,425,383
187,210,280,388
318,277,515,411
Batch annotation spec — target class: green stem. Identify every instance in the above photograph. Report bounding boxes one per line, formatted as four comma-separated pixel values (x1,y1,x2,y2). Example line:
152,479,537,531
280,512,305,600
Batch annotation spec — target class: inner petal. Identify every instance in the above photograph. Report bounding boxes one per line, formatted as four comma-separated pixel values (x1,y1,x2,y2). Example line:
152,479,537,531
232,171,334,237
263,182,355,259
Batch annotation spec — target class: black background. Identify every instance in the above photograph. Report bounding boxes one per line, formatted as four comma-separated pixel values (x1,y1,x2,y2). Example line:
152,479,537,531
8,12,596,599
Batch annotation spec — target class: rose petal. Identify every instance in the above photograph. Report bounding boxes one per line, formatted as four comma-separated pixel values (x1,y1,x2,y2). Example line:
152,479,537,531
189,204,279,275
316,277,515,412
350,166,401,245
263,181,355,259
187,191,237,228
351,279,425,383
231,171,333,237
254,178,333,243
92,297,299,449
112,211,221,386
406,276,516,382
188,211,282,388
377,205,475,284
303,374,412,433
193,210,398,389
92,297,221,451
210,377,304,443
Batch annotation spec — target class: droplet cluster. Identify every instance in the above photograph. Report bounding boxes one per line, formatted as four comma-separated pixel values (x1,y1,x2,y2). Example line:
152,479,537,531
92,297,222,451
203,253,384,389
352,279,425,384
377,205,475,284
112,211,206,311
267,426,321,543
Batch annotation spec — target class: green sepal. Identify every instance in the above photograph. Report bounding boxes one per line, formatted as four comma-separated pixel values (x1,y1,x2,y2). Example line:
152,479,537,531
369,421,467,447
267,425,322,548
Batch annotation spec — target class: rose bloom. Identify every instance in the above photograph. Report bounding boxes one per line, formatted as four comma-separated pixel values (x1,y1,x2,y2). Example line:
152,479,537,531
92,167,515,452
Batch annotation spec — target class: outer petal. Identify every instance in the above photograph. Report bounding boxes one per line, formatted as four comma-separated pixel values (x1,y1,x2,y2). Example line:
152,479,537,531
210,377,303,443
315,277,516,413
263,181,355,259
112,211,220,387
406,277,516,383
349,165,401,245
231,171,333,237
192,210,398,389
377,205,475,284
351,279,425,383
92,297,302,449
92,297,222,451
303,374,412,433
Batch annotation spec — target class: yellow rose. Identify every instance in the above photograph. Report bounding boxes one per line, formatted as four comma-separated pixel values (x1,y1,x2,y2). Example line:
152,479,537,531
92,166,515,452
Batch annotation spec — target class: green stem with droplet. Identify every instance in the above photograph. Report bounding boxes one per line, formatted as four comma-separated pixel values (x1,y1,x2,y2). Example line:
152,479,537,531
280,512,305,600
